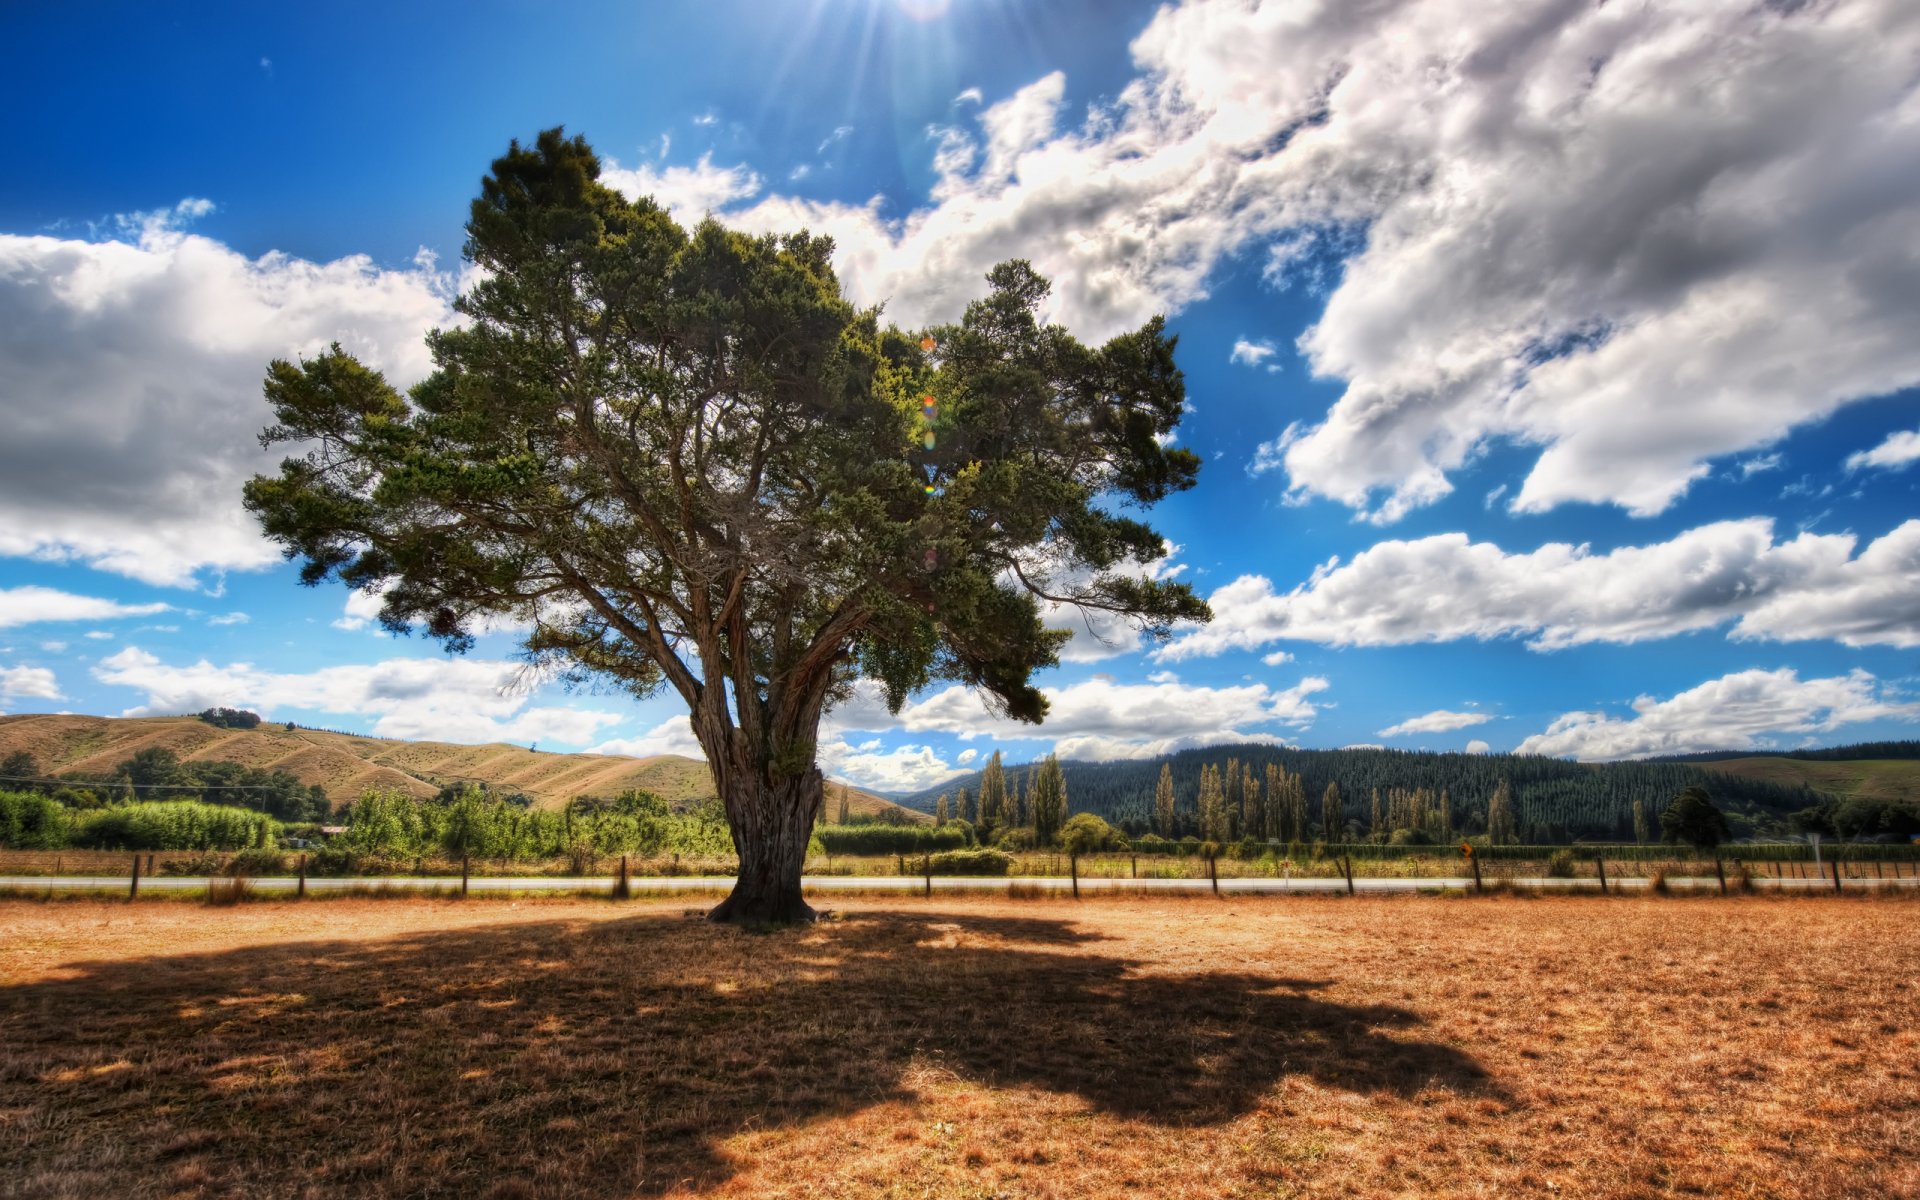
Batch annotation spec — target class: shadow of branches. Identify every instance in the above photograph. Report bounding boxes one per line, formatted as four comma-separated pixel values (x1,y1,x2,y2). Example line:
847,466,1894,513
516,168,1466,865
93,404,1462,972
0,908,1498,1197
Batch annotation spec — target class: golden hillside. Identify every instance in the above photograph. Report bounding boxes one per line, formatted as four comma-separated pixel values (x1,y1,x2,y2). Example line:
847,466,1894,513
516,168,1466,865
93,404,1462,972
0,713,923,819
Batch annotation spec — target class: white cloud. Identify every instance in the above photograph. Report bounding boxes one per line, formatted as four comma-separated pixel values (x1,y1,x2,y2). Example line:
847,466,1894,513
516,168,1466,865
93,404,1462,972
0,209,453,586
953,87,984,106
1259,649,1293,666
93,646,623,747
1229,338,1280,371
956,748,979,765
0,586,169,629
331,586,388,633
590,716,704,759
1378,710,1493,738
1464,739,1491,755
600,152,762,228
0,665,62,702
691,111,718,127
1737,453,1784,480
1160,518,1920,658
1846,428,1920,473
84,631,114,641
39,641,66,653
1516,668,1920,762
826,673,1328,762
207,612,249,626
819,739,968,793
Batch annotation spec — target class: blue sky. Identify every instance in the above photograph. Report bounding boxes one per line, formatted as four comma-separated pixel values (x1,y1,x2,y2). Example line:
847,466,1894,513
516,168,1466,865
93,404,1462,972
3,0,1919,792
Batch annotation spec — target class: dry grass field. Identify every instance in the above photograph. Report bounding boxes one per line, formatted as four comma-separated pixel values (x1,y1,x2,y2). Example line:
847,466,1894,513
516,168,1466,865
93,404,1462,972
1,894,1915,1199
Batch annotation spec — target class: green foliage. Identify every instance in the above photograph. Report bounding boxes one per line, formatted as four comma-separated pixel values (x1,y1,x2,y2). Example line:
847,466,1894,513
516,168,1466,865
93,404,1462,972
0,789,69,848
815,821,972,857
331,786,726,861
1661,785,1732,850
1058,812,1125,856
197,707,262,729
929,847,1014,876
1832,795,1920,840
1545,848,1577,877
71,801,277,851
1029,753,1067,846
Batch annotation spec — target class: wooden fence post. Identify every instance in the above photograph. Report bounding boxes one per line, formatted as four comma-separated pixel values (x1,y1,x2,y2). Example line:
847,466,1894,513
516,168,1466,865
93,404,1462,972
1130,854,1137,879
297,853,307,899
1830,856,1842,894
1070,853,1079,900
615,854,631,900
1342,854,1355,896
128,852,140,900
924,855,932,897
1595,857,1607,895
461,853,470,898
1471,853,1483,894
1209,854,1219,895
1714,856,1727,895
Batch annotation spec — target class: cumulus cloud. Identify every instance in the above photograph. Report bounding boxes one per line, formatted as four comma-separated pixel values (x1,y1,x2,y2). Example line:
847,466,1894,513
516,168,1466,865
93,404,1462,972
0,586,168,629
818,739,969,793
600,152,763,228
93,646,623,747
1378,710,1493,738
1516,668,1920,761
1464,739,1491,755
0,209,453,586
1229,338,1280,371
1846,428,1920,473
825,673,1328,762
1159,518,1920,658
0,665,62,702
590,715,704,760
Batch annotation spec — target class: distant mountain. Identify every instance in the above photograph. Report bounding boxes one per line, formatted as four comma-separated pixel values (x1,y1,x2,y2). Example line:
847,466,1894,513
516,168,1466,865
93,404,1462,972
899,742,1831,841
1646,741,1920,764
0,713,924,820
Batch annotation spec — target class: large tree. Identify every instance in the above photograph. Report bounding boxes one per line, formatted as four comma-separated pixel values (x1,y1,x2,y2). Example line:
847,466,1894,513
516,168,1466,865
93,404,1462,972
244,129,1207,922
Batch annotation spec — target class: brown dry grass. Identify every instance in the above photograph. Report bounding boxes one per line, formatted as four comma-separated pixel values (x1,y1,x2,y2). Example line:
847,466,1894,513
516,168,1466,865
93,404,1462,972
1,895,1914,1199
0,714,918,818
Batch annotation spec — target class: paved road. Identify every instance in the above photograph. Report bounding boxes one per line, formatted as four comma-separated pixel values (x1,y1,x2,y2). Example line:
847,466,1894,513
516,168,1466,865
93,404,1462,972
4,873,1914,896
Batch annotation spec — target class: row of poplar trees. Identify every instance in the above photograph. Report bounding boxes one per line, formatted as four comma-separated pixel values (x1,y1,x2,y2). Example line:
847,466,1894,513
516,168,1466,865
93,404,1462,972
1150,756,1532,847
927,751,1071,846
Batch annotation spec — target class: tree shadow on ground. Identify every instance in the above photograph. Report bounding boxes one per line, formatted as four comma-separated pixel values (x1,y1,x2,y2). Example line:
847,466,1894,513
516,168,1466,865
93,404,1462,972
0,907,1500,1197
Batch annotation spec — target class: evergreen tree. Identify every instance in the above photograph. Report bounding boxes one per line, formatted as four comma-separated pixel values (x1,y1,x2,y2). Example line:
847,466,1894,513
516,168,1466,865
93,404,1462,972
1262,762,1282,840
1321,781,1344,842
935,793,950,824
977,752,1007,842
1013,772,1029,830
1632,797,1650,844
836,784,850,826
1370,787,1383,842
1486,778,1516,845
1154,762,1175,837
1660,785,1731,850
1240,762,1260,841
958,786,974,825
1031,754,1067,846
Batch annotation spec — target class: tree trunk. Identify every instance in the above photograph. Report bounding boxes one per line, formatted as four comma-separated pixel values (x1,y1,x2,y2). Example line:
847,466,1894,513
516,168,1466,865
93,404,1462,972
706,766,822,923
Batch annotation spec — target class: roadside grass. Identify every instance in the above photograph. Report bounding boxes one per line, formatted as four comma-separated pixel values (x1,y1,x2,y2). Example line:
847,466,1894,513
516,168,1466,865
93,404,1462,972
1,896,1914,1198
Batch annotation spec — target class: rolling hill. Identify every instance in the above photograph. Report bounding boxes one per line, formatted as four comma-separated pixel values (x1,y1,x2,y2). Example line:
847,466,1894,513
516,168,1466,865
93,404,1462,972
1695,757,1920,805
0,713,924,820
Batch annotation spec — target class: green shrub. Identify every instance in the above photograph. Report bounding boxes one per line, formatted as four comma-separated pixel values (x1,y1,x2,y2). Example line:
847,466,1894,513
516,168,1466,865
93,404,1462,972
0,789,69,849
1059,812,1126,856
815,822,970,856
1546,848,1577,878
71,801,276,851
930,848,1015,876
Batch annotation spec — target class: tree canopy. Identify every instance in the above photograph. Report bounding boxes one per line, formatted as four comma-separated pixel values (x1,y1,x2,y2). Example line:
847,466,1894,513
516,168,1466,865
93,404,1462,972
243,128,1207,920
